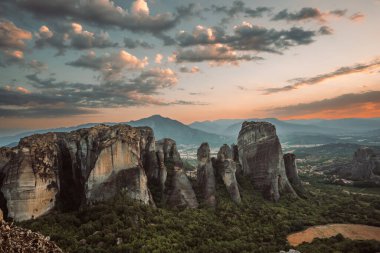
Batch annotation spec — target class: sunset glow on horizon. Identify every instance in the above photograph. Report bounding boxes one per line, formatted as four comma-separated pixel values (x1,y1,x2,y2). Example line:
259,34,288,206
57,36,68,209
1,0,379,130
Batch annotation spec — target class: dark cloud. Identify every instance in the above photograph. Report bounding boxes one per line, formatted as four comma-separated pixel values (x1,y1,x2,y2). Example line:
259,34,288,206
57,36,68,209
0,47,47,73
318,26,334,35
124,38,153,49
6,0,194,34
173,44,263,65
67,50,148,82
0,107,94,118
0,64,196,117
176,22,323,55
272,7,346,22
269,91,380,117
179,66,200,73
210,1,272,23
0,19,32,50
263,59,380,94
35,23,117,55
0,19,33,66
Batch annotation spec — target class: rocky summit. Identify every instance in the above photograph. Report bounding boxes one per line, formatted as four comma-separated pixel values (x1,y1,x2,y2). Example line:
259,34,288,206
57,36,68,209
197,143,216,207
156,138,198,209
351,147,380,182
0,121,301,221
237,121,297,201
215,144,241,204
283,153,305,196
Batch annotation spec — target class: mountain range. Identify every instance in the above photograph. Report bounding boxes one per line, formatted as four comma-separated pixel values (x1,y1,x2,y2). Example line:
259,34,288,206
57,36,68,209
0,115,379,147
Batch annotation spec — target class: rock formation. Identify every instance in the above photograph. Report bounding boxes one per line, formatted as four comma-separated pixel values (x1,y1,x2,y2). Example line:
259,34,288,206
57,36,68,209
216,144,241,203
0,125,158,221
0,220,63,252
0,120,307,221
156,138,198,208
352,147,380,181
197,143,216,207
237,121,296,201
283,153,305,196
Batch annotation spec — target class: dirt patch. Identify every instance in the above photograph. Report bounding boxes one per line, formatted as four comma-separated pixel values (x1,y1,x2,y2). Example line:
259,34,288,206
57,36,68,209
287,224,380,246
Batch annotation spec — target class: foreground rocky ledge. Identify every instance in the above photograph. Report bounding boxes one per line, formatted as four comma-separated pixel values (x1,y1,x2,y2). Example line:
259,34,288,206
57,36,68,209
0,220,63,253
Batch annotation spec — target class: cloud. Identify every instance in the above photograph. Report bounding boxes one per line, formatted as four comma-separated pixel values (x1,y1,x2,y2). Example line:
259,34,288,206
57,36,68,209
271,7,347,22
26,59,47,73
268,91,380,117
131,0,149,16
210,1,272,23
155,54,163,64
67,50,148,81
0,19,32,50
124,38,153,49
35,23,117,54
10,0,186,34
179,66,200,73
176,22,323,54
0,19,33,66
0,65,184,118
350,12,365,22
263,58,380,94
173,44,263,65
318,26,334,35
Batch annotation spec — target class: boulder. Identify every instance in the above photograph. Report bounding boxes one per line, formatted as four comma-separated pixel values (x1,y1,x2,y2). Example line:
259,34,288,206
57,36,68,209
237,121,296,201
216,144,241,203
156,138,198,208
197,143,216,207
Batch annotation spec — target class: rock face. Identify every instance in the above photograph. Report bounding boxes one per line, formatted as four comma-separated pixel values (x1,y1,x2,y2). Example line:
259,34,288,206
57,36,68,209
237,122,296,201
352,147,380,181
0,220,63,253
156,138,198,209
283,153,305,196
197,143,216,207
0,125,158,221
216,144,241,203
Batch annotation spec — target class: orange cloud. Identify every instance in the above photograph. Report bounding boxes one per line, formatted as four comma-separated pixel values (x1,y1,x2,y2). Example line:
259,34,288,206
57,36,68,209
281,102,380,120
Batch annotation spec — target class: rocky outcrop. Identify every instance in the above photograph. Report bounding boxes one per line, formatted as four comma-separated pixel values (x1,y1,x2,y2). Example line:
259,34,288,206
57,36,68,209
352,147,380,181
283,153,305,196
197,143,216,207
0,220,63,253
156,138,198,209
237,122,296,201
0,125,157,221
216,144,241,203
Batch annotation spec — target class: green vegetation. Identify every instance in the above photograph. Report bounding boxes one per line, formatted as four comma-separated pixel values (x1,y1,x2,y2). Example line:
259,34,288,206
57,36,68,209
19,174,380,252
297,234,380,253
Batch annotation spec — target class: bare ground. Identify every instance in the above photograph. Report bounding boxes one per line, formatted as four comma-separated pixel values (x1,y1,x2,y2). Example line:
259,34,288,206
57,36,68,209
287,224,380,246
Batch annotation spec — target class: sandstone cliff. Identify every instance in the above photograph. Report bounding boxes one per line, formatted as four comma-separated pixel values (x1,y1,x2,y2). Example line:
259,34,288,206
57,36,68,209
237,122,297,201
1,120,305,221
0,125,157,221
216,144,241,204
283,153,305,196
197,143,216,207
156,138,198,208
352,147,380,181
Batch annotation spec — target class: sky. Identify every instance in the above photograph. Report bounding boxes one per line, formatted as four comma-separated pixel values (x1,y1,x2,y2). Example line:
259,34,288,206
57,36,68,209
0,0,379,131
